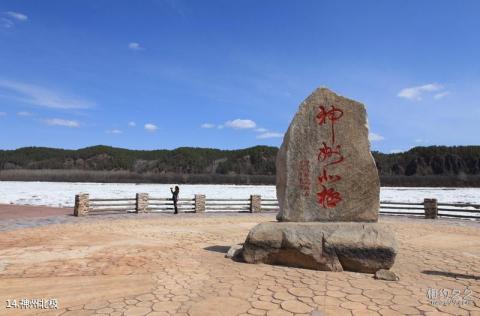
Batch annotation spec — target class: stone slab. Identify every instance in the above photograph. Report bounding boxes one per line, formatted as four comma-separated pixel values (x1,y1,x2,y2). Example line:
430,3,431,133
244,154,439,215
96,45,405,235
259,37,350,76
242,222,397,273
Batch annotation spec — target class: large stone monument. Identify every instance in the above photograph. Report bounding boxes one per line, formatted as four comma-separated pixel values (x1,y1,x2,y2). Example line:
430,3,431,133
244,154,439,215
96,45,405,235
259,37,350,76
241,87,397,273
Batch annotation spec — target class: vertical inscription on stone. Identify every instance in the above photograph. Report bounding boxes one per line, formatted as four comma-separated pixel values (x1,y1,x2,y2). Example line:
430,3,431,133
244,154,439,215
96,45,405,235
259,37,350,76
315,105,345,209
298,160,311,197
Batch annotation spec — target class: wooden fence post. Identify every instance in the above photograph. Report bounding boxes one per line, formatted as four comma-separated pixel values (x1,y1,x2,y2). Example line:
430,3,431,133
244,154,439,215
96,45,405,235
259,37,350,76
195,194,206,213
136,193,149,213
74,193,90,217
250,195,261,213
424,198,438,219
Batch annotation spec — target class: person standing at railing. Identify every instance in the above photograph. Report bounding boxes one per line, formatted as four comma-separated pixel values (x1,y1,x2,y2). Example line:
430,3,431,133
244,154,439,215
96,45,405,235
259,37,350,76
170,186,180,214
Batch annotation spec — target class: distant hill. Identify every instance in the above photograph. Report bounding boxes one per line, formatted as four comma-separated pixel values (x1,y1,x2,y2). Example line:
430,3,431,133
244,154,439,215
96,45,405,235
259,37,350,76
1,145,480,186
374,146,480,176
373,146,480,186
0,145,277,184
0,145,277,174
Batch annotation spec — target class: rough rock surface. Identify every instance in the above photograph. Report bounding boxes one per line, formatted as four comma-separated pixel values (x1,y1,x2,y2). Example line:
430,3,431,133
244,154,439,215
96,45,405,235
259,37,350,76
242,222,397,273
225,244,243,260
276,87,379,222
374,269,399,281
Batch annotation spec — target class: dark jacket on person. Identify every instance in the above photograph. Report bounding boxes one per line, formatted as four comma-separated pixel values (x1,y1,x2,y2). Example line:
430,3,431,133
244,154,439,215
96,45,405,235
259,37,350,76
171,187,179,202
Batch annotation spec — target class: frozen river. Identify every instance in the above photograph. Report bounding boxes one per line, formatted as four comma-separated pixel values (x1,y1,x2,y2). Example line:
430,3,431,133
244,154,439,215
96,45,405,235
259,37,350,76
0,181,479,208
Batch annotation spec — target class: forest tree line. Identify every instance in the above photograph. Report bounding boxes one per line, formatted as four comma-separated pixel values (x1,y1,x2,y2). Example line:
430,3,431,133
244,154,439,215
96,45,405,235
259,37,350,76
1,145,480,186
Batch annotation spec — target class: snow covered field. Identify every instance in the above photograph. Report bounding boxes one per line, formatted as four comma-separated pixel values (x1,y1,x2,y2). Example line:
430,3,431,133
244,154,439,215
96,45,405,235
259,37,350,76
0,181,479,209
0,182,276,207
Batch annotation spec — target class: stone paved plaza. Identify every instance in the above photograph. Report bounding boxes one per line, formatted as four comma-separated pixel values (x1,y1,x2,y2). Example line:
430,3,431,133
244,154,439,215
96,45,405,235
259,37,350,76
0,213,479,316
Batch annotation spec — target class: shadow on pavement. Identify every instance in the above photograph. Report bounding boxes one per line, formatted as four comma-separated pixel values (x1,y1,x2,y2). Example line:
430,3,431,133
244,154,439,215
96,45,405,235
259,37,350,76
422,270,479,280
204,245,231,253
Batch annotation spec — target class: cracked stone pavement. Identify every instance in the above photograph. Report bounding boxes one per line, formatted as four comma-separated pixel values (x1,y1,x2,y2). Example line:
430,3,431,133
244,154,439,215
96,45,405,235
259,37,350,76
0,213,479,316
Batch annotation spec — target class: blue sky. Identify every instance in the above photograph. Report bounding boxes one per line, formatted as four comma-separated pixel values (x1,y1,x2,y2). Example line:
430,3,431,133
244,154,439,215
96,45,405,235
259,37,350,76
0,0,479,153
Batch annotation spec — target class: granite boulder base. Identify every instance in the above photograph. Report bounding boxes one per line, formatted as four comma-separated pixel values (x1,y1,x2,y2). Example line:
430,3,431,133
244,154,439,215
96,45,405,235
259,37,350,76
242,222,397,273
240,87,398,273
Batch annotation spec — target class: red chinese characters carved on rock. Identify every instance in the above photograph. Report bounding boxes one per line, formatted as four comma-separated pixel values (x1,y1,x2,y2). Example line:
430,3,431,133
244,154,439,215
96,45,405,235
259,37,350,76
317,168,341,184
315,105,345,209
316,105,343,144
318,142,344,166
317,185,342,209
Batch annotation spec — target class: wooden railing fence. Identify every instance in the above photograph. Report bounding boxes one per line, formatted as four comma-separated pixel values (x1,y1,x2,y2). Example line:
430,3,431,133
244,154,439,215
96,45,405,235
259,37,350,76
149,197,196,212
206,198,251,212
88,197,136,214
74,194,480,220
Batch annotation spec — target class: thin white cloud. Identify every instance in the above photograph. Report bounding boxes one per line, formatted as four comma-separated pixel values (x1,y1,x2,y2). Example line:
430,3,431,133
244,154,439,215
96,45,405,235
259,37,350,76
144,123,158,132
17,111,33,116
107,129,122,134
1,11,27,28
44,118,80,128
225,119,256,129
217,125,224,130
1,18,13,28
201,123,215,129
128,42,143,51
255,127,268,133
5,11,28,21
0,79,94,109
397,83,443,101
0,112,6,116
256,132,283,139
434,91,449,100
369,132,385,142
128,121,136,127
